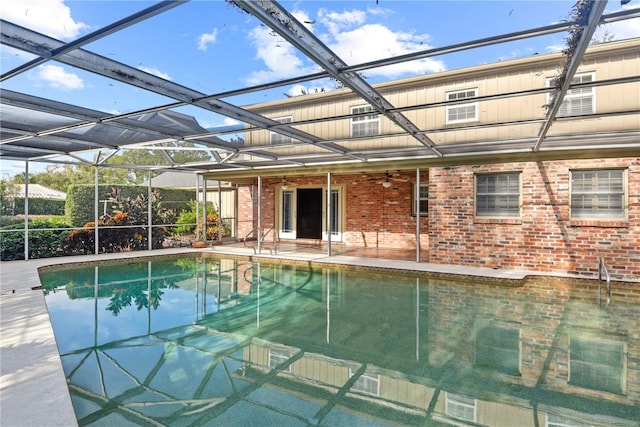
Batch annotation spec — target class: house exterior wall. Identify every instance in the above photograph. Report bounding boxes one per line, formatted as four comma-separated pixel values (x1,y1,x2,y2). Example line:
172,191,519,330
227,39,640,280
245,39,639,151
428,157,639,278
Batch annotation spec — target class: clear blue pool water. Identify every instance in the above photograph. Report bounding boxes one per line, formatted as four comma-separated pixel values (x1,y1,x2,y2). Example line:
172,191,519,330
40,255,640,426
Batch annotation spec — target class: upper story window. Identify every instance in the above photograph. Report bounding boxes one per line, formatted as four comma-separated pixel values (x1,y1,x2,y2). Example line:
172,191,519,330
350,105,379,137
270,116,292,145
475,172,520,218
570,169,626,220
349,368,380,396
547,72,595,117
445,88,478,124
445,393,476,422
268,348,292,372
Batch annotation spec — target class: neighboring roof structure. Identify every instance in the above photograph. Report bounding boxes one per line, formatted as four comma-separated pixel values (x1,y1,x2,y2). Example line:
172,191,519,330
10,184,67,200
143,171,198,189
1,1,639,177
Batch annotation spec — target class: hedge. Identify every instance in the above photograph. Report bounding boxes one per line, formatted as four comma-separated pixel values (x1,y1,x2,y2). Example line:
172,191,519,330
65,185,195,227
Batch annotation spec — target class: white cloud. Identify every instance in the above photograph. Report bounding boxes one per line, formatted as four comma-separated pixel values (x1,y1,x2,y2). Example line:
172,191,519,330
243,4,445,86
198,28,218,51
35,64,84,90
245,25,319,85
594,6,640,42
138,66,171,80
0,0,88,39
328,23,445,77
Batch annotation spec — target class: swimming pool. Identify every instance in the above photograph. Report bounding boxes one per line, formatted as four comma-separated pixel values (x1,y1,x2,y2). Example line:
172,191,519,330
40,255,639,426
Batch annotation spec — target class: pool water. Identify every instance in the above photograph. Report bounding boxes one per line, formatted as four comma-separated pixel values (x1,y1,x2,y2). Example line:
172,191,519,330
40,255,640,426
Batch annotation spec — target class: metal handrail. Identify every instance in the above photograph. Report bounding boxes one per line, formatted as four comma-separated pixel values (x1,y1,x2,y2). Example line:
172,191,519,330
598,257,611,305
259,228,274,255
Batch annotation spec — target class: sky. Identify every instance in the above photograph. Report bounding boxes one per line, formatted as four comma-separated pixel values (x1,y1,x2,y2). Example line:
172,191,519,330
1,0,639,177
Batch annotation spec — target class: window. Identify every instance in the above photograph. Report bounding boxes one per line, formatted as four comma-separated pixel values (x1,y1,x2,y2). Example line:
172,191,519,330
349,368,380,396
547,73,595,117
445,393,476,422
413,183,429,216
268,348,292,372
475,323,521,375
546,414,595,427
270,116,292,145
446,88,477,123
351,105,379,137
475,173,520,217
571,169,625,219
569,335,625,394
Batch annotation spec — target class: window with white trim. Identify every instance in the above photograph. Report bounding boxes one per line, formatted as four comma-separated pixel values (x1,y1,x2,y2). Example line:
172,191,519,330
546,414,595,427
475,173,520,217
570,169,625,219
445,392,476,422
349,368,380,396
270,116,292,145
412,183,429,216
350,105,379,137
268,348,292,372
547,73,595,116
445,88,477,123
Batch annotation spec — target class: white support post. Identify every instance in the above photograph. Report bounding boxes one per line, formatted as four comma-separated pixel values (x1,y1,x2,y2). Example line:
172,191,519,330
416,168,421,263
24,161,29,260
327,172,331,257
257,175,262,254
147,171,152,251
94,166,99,255
218,180,222,242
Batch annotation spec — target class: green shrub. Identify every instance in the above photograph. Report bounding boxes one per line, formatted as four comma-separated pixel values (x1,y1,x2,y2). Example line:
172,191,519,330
0,218,72,261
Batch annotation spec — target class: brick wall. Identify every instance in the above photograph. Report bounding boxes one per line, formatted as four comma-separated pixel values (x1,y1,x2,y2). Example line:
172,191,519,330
234,157,638,279
236,172,429,250
428,158,640,279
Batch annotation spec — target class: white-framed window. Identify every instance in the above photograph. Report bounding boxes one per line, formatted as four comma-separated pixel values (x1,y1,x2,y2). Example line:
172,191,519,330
445,392,476,422
475,172,521,218
349,368,380,396
547,72,595,117
350,105,379,137
268,348,292,372
570,169,626,220
445,88,478,124
412,183,429,216
569,334,626,394
270,116,292,145
546,414,595,427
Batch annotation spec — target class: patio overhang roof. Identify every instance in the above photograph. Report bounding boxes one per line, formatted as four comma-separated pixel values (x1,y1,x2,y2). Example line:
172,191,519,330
1,1,639,179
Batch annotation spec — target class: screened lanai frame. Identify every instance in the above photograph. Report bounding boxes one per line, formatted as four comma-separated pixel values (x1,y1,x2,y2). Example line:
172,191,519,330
1,0,640,259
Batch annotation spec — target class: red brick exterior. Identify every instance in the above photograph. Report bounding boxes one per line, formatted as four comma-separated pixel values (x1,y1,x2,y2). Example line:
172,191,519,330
428,157,639,279
235,157,639,280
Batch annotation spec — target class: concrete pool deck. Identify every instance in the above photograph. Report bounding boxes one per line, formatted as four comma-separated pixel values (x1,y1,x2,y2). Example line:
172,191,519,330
0,243,565,426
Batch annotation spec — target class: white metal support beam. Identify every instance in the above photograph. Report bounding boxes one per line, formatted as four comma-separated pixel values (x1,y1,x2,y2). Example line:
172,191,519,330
533,0,609,152
231,0,443,158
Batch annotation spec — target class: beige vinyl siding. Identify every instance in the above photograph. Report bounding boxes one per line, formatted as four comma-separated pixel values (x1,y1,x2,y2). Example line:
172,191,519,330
244,40,638,151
